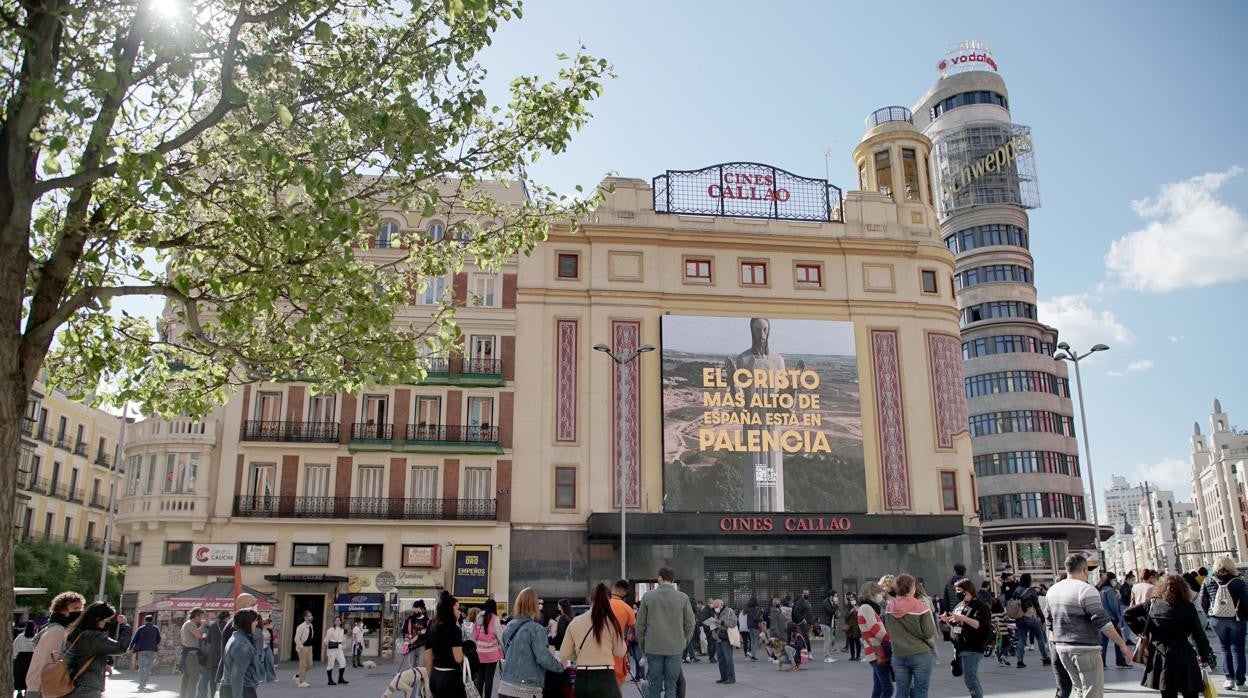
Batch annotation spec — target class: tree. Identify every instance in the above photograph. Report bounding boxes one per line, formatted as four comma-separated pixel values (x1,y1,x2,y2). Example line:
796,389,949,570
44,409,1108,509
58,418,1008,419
14,540,126,614
0,1,610,690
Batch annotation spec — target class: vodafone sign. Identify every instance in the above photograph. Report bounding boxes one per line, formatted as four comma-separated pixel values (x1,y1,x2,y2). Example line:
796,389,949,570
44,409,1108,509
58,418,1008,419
937,40,998,75
189,543,237,575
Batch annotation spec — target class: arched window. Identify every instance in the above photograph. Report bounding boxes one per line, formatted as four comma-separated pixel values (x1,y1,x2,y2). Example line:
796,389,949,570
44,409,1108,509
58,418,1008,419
378,219,401,248
427,222,445,243
449,224,472,243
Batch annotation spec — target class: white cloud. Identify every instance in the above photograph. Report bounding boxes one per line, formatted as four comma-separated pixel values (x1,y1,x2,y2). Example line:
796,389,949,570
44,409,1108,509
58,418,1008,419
1107,359,1154,378
1037,294,1133,354
1105,167,1248,292
1168,335,1184,344
1133,457,1193,494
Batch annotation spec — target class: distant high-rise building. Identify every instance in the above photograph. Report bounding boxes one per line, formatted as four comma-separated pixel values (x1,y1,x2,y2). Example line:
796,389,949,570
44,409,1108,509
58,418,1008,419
1105,475,1146,532
1191,398,1248,560
910,41,1098,581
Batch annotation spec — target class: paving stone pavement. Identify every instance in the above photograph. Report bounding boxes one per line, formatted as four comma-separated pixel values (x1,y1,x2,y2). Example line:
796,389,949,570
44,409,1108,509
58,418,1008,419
95,649,1232,698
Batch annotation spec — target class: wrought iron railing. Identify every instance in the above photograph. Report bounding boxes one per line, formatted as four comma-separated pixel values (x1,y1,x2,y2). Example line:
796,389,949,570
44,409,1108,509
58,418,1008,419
21,418,34,437
50,481,68,499
89,492,110,510
73,442,88,456
69,488,84,503
94,452,111,467
350,422,394,441
36,426,51,443
405,424,499,444
231,495,496,521
54,435,70,450
865,106,913,129
458,358,502,376
240,420,341,443
24,477,48,494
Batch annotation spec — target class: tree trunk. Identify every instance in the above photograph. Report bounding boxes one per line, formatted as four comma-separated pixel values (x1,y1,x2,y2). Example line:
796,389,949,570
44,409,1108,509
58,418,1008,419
0,361,26,696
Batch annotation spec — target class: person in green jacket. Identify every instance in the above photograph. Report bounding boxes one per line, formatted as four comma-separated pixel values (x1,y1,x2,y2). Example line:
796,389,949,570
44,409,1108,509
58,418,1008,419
884,574,936,698
636,567,696,698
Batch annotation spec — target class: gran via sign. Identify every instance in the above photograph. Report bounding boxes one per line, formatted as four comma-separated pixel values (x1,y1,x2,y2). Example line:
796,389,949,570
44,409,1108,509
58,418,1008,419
653,162,843,222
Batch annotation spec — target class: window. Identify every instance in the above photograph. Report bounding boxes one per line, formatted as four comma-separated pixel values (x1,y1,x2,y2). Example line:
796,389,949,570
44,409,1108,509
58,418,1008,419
873,150,892,196
419,275,449,305
129,542,141,566
467,396,493,432
468,335,495,374
356,465,385,499
857,162,869,191
930,90,1009,119
554,466,577,509
464,467,492,500
684,258,712,284
57,415,67,442
308,395,336,423
345,544,383,568
362,394,389,426
162,453,199,493
943,224,1028,254
414,397,441,438
940,471,959,511
902,148,920,201
43,512,52,539
240,543,276,566
557,253,580,280
292,543,330,566
378,219,401,248
740,260,768,286
794,263,822,288
427,222,445,243
144,454,157,493
408,466,438,500
163,541,193,565
303,464,331,498
920,269,938,294
50,461,61,490
470,273,499,307
62,516,72,541
247,463,276,502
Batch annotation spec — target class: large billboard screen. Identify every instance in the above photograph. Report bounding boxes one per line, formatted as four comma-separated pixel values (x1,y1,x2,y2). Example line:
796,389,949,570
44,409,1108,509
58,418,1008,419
661,315,865,513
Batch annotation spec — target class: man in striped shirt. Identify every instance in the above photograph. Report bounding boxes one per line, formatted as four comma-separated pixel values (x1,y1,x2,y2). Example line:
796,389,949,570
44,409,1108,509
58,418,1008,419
1044,554,1132,698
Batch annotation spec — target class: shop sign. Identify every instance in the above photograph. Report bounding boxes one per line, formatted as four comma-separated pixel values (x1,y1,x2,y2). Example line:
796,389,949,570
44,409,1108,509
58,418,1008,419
653,162,844,222
395,570,444,588
401,544,440,568
451,546,490,601
374,571,396,592
936,40,998,74
189,543,237,576
718,515,854,533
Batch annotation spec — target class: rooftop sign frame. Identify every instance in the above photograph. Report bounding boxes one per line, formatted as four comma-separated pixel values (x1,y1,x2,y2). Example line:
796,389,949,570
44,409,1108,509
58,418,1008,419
653,162,844,223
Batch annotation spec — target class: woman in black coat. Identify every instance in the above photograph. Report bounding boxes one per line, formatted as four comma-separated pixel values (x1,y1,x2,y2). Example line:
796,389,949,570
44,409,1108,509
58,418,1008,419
1124,573,1216,698
63,601,126,698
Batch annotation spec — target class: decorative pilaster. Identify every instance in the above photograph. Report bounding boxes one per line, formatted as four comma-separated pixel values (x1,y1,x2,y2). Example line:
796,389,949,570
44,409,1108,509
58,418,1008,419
928,332,969,450
555,320,578,442
612,320,641,508
872,329,911,510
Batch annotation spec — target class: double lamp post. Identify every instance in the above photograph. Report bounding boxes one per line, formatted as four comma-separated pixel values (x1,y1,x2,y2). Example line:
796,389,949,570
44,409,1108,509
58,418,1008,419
1053,342,1108,568
594,342,654,581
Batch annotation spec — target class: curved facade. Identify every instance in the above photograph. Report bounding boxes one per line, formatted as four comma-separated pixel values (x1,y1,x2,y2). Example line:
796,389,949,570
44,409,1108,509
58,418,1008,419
912,55,1095,582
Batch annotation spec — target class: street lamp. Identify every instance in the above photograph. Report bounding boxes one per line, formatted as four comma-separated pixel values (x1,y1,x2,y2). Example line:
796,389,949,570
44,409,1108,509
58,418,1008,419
1054,342,1109,568
593,342,655,582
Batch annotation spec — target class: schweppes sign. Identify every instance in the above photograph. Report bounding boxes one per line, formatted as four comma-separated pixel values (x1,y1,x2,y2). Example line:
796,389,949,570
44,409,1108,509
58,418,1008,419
941,132,1033,199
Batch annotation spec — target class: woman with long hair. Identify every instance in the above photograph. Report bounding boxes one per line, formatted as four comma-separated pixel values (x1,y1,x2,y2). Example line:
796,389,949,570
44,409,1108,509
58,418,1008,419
222,609,262,698
550,600,573,650
474,598,504,697
1200,556,1248,690
13,620,36,698
884,574,936,698
500,588,564,698
561,583,625,697
426,591,467,698
62,601,125,698
1096,572,1130,669
857,581,892,698
1126,573,1216,698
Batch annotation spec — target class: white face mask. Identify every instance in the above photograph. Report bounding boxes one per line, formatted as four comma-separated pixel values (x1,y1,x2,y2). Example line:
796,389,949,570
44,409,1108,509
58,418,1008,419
874,595,885,604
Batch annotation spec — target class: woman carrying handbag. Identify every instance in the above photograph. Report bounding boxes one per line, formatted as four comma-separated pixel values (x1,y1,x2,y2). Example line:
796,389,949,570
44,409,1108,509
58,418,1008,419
1124,574,1217,698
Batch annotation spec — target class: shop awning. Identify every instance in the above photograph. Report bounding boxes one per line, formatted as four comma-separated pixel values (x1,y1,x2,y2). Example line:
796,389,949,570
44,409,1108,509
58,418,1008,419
138,582,274,613
333,593,384,613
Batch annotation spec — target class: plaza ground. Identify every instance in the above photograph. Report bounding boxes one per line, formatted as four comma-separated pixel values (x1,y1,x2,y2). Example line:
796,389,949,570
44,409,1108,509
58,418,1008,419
95,650,1228,697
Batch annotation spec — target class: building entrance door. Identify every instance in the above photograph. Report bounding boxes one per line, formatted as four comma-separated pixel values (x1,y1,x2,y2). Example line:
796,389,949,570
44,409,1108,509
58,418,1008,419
704,557,830,610
289,594,325,662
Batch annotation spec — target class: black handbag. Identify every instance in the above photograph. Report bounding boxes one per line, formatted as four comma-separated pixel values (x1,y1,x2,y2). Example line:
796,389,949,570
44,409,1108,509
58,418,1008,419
327,641,340,649
951,655,963,677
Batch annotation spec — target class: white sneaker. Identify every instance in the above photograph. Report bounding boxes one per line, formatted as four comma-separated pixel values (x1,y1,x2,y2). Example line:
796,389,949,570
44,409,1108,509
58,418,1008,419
823,657,836,663
1236,684,1247,692
298,682,311,688
1225,680,1235,690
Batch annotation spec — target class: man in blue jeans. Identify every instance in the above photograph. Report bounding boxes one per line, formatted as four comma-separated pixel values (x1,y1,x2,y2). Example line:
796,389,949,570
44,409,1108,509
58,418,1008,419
129,614,162,691
1013,573,1052,668
637,567,696,698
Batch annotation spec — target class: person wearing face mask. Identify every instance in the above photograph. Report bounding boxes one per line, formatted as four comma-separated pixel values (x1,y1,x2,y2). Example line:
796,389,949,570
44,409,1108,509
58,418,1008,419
352,619,366,668
856,582,892,698
294,612,316,688
324,615,349,685
401,600,431,673
62,601,127,698
792,590,812,646
941,578,992,698
24,591,86,698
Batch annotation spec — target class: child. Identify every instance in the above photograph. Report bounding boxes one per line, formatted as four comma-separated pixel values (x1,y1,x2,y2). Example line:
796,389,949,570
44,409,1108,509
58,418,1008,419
990,598,1014,666
784,622,807,671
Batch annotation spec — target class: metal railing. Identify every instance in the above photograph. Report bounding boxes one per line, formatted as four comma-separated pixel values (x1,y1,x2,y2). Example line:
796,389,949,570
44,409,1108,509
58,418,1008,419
405,424,499,444
54,435,70,450
240,420,341,443
94,452,111,467
22,476,49,494
865,106,913,129
350,422,394,441
16,530,123,555
36,426,51,443
421,356,505,378
73,442,88,457
21,418,33,437
231,495,496,521
89,492,110,510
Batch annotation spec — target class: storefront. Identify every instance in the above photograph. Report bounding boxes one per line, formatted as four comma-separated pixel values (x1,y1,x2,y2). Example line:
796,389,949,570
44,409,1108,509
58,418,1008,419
584,512,975,604
332,593,385,658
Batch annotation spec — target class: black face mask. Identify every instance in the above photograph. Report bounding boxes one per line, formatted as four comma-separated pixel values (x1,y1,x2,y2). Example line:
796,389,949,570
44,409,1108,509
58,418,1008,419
57,611,83,625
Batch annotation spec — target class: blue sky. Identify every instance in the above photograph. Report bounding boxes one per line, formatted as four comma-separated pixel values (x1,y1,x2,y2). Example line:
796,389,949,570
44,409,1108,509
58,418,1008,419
476,0,1248,508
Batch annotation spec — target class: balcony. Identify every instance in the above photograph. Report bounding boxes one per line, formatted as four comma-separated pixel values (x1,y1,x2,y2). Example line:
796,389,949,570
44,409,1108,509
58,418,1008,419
88,492,110,510
348,423,501,455
94,452,111,468
241,420,340,443
418,356,506,387
231,495,496,521
54,435,71,451
117,491,210,525
16,530,123,556
21,418,33,438
22,476,49,494
73,441,88,457
126,417,216,449
35,426,51,444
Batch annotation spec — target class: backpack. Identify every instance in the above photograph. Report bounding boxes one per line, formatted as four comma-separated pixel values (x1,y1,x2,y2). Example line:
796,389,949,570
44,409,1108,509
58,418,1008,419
1005,598,1023,620
1211,580,1240,619
40,634,95,698
473,616,500,655
1014,588,1038,618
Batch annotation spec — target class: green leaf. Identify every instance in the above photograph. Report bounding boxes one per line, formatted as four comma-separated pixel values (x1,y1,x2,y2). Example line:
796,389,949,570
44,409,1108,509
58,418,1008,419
276,104,293,127
315,20,332,43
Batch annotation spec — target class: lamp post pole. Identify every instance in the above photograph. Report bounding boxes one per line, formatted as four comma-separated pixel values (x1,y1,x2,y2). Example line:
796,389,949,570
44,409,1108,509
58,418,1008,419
1055,342,1108,568
97,404,128,602
594,342,655,582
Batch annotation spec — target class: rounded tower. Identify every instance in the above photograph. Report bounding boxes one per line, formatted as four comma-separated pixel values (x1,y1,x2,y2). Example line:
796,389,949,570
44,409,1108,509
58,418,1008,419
913,41,1094,581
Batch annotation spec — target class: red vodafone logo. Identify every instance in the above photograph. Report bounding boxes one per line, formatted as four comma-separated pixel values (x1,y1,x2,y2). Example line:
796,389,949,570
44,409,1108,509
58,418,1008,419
937,59,948,71
195,546,211,562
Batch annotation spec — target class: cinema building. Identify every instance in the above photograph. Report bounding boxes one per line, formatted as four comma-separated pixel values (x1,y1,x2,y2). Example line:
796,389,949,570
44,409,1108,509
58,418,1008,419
509,114,979,603
910,41,1100,582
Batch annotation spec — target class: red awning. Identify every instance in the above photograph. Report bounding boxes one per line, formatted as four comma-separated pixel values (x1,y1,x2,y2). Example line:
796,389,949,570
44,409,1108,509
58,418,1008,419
138,596,273,613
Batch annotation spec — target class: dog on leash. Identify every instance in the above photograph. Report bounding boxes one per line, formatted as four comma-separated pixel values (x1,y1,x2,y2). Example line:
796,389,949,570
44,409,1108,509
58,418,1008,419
363,660,377,668
381,666,427,698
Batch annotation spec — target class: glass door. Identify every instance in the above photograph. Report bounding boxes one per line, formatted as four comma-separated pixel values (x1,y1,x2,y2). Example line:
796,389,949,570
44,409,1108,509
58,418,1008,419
466,397,493,441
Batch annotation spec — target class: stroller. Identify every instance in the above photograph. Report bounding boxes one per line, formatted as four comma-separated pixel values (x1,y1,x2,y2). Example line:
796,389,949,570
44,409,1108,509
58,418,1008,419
990,619,1018,666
